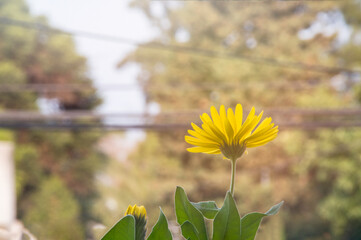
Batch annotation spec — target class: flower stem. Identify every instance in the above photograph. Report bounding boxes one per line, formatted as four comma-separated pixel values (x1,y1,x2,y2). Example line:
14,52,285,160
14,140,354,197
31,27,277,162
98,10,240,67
230,158,237,196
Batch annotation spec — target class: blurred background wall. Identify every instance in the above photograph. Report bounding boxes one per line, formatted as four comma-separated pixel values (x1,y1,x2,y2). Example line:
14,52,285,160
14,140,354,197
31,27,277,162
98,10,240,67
0,0,361,239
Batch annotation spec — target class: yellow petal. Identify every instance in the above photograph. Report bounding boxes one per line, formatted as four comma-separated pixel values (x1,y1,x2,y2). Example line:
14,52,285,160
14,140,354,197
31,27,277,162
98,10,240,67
200,113,223,137
200,115,227,143
219,105,227,121
246,133,278,147
246,117,275,142
188,129,215,143
201,123,223,144
247,126,278,143
234,109,258,140
191,122,218,142
200,113,212,124
134,206,140,216
125,205,133,216
132,204,137,215
227,108,236,133
235,104,243,131
219,105,234,143
211,106,224,133
235,107,255,137
246,130,278,146
239,111,263,141
139,206,147,217
252,117,273,135
224,117,234,144
185,136,220,148
204,149,221,154
187,146,220,153
185,135,217,144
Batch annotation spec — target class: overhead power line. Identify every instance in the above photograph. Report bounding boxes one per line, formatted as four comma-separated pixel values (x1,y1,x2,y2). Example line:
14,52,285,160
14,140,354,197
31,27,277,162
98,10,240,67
0,83,139,92
0,121,360,131
1,108,361,120
0,108,361,131
0,17,359,74
178,0,340,2
0,80,331,93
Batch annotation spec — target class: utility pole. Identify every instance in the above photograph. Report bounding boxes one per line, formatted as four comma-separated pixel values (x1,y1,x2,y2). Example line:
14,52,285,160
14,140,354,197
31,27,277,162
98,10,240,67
0,142,22,240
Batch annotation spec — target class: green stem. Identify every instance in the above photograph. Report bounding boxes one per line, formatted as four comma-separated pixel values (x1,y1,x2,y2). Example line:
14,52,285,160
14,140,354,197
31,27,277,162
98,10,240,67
230,158,237,196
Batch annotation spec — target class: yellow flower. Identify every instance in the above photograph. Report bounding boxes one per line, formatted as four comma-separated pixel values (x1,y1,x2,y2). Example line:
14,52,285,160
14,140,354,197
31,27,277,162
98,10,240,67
124,204,147,218
185,104,278,160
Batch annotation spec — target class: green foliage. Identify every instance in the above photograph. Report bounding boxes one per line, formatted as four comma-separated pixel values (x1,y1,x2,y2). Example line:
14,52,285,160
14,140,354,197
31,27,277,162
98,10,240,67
295,129,361,237
102,215,135,240
103,187,282,240
14,144,42,197
0,61,36,109
0,0,105,238
135,215,147,240
118,1,361,239
240,201,284,240
213,192,241,240
148,209,173,240
192,201,220,219
102,209,172,240
175,186,208,240
23,177,84,240
181,221,200,240
0,129,14,141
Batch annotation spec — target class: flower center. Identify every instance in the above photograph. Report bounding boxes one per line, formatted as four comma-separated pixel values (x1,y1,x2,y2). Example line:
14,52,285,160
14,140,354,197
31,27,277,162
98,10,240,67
220,141,246,160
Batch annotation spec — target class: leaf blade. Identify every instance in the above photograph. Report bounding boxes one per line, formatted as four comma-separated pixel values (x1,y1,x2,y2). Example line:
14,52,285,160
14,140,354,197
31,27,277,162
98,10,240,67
240,201,284,240
181,221,200,240
175,186,208,240
212,192,241,240
191,201,220,219
147,208,172,240
101,215,135,240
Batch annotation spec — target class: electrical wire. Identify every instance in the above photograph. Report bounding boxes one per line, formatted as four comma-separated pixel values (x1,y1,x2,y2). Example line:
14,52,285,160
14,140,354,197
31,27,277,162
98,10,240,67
0,80,331,93
0,15,358,131
0,121,360,131
179,0,340,2
0,108,360,131
0,108,361,121
0,17,359,74
1,107,361,120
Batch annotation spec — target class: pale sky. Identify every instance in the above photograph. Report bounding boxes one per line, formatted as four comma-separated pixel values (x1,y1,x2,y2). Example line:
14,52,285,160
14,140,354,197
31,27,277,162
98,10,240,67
25,0,158,116
24,0,166,140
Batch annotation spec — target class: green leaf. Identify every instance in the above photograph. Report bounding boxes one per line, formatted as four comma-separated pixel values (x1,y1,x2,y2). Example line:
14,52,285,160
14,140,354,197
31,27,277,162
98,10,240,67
213,192,241,240
181,221,200,240
264,201,284,215
191,201,220,219
101,215,135,240
147,208,172,240
175,186,208,240
240,201,284,240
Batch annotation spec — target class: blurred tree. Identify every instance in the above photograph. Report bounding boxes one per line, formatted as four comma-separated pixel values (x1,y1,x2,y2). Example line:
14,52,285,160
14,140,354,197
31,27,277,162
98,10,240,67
290,1,361,239
0,0,106,238
296,130,361,239
0,61,35,109
111,0,361,239
24,177,84,240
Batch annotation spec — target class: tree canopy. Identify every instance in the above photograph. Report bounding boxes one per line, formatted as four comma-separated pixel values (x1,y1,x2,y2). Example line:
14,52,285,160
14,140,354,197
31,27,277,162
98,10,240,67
0,0,106,238
112,0,361,239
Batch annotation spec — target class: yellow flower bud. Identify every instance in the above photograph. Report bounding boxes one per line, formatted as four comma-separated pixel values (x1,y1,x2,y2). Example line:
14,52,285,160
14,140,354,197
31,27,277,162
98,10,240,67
124,204,147,218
